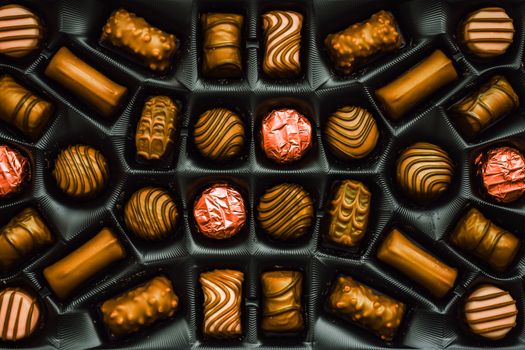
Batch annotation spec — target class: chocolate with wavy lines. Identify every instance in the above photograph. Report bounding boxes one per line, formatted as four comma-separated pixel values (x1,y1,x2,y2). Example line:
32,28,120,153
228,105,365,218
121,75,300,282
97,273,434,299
262,11,302,79
396,142,453,203
0,5,43,58
325,106,379,160
124,187,178,241
0,287,40,341
200,269,243,338
52,145,109,199
257,183,313,241
193,108,245,161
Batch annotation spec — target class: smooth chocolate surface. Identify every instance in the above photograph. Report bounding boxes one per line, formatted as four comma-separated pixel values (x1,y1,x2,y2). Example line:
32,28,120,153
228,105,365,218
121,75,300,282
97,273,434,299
0,5,43,58
0,145,29,197
0,288,39,341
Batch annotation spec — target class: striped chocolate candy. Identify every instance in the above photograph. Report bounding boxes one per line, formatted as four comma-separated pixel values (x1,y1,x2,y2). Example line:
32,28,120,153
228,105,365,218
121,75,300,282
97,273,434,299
0,288,40,341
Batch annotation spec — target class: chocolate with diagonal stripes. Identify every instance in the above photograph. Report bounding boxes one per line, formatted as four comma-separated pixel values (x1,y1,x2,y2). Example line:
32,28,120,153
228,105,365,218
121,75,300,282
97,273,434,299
0,4,43,58
0,287,40,341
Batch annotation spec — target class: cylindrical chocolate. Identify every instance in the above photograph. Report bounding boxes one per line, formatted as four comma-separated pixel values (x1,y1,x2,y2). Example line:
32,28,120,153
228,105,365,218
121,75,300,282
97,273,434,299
375,50,458,120
377,228,458,298
43,228,126,300
44,47,127,118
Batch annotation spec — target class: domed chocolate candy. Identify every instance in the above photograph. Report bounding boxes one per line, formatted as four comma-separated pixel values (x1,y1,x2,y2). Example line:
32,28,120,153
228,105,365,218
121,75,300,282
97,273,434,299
0,5,43,58
0,287,40,341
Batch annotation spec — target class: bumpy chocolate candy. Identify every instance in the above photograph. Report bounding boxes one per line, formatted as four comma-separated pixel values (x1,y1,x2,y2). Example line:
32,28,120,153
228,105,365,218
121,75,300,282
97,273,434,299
0,145,29,197
0,288,40,341
0,5,43,58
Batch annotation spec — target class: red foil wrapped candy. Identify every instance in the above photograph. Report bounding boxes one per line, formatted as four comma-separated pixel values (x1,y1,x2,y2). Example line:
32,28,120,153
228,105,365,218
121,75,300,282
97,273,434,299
0,145,29,197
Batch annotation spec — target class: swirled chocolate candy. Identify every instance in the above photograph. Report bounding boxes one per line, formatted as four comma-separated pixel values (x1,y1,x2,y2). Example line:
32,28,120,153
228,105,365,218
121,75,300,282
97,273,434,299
262,11,302,79
52,145,109,199
396,142,453,203
101,8,177,72
257,183,313,241
0,75,54,140
464,285,517,340
202,13,243,78
124,187,178,241
193,184,246,240
101,276,179,337
451,76,518,139
261,271,303,333
200,269,243,338
0,5,43,58
326,180,371,248
325,11,401,74
0,145,29,197
0,207,53,273
135,96,178,161
460,8,514,58
0,288,40,341
451,208,519,272
325,106,379,160
475,146,525,203
328,275,405,341
193,108,245,161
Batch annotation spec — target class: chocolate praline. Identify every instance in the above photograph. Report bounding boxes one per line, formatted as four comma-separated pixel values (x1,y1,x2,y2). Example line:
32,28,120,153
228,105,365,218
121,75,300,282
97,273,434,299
0,287,40,341
0,4,43,58
0,145,29,197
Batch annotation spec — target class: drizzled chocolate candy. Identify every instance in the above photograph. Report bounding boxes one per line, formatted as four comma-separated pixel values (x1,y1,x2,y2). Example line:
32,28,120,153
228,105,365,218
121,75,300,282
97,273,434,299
0,5,43,58
0,288,40,341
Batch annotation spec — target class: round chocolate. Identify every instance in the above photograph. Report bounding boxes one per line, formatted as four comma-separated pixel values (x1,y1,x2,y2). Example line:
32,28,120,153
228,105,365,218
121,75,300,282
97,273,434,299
193,108,245,161
0,5,43,58
0,145,29,197
257,183,313,240
396,142,453,203
193,184,246,239
52,145,109,199
261,109,312,164
124,187,178,241
0,287,40,341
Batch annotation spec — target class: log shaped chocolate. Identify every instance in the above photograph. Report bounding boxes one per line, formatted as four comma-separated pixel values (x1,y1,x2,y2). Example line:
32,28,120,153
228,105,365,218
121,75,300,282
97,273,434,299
377,228,458,298
101,276,179,337
45,47,127,118
325,11,401,74
135,96,178,161
450,208,520,271
262,11,302,79
375,50,458,120
200,269,243,338
261,271,303,333
0,207,53,273
451,75,518,139
43,228,126,300
0,75,54,140
101,8,177,72
0,288,40,341
326,180,371,247
328,275,405,341
202,13,243,78
0,4,43,58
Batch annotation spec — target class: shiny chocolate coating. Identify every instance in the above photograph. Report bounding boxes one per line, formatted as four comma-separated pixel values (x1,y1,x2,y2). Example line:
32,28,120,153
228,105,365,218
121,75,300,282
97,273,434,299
0,5,43,58
0,145,29,197
0,288,39,341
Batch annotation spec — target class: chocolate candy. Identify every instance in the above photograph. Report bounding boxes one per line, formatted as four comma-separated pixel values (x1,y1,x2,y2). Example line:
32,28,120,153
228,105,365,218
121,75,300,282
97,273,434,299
326,180,371,248
43,228,126,300
45,47,127,118
450,208,520,271
325,106,379,160
328,275,405,341
377,228,458,298
451,75,518,139
193,108,245,161
257,183,313,241
0,145,29,197
324,11,401,74
460,8,514,58
52,145,109,199
396,142,453,203
0,288,39,341
0,5,43,58
475,146,525,203
193,184,246,240
124,187,178,241
101,276,179,337
261,271,303,333
202,13,243,78
0,207,53,274
261,109,312,164
0,75,54,140
464,285,517,340
200,269,243,338
101,8,177,72
135,96,178,161
375,50,458,120
262,11,302,79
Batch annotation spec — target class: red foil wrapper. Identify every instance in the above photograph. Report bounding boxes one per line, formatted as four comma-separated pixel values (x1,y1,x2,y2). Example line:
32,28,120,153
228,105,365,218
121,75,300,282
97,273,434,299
261,109,312,164
475,146,525,203
194,184,246,239
0,145,29,196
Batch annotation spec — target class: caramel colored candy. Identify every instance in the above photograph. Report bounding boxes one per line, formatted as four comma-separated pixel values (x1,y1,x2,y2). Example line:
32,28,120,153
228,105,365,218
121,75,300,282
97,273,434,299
0,288,40,341
0,5,43,58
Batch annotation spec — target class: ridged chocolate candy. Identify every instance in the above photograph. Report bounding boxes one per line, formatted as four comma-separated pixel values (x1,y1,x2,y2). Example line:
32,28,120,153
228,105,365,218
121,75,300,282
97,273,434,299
0,5,43,58
0,145,29,197
0,288,40,341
